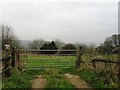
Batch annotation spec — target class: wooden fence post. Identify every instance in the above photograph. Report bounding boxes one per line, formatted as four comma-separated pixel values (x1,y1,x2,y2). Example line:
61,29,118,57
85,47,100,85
75,46,82,67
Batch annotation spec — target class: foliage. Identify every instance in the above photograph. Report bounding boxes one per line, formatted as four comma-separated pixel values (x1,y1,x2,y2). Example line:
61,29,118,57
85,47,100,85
97,34,120,55
63,65,119,88
40,41,58,50
61,43,76,50
75,43,88,53
97,41,114,55
40,41,58,54
58,43,76,54
2,69,42,89
75,43,97,55
110,34,120,47
3,69,31,89
28,39,65,50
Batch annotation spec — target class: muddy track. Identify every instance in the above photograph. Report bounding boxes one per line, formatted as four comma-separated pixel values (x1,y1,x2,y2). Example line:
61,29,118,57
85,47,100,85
31,75,47,89
64,73,93,88
31,73,93,89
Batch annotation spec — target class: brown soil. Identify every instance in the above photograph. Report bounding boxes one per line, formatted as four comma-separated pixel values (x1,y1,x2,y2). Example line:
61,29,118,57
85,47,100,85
64,73,92,88
31,75,47,89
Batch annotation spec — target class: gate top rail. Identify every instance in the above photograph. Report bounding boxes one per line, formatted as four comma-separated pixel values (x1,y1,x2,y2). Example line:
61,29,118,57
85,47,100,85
19,49,77,52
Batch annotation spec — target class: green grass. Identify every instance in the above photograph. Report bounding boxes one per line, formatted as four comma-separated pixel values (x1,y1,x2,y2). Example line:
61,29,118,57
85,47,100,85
3,54,118,89
21,55,77,88
23,54,119,88
2,69,43,89
43,67,75,89
3,70,31,89
2,68,76,89
62,67,119,89
24,55,76,69
3,55,77,89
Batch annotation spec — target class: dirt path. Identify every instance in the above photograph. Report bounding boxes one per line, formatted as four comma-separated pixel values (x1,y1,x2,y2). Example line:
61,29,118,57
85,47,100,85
31,73,93,89
31,75,47,89
64,73,92,88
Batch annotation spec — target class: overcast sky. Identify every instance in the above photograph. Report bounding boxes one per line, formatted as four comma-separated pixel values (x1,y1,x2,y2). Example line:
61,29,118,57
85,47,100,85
1,0,118,46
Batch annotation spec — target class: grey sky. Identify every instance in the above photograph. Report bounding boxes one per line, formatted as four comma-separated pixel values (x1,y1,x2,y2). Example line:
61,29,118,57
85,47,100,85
2,0,118,45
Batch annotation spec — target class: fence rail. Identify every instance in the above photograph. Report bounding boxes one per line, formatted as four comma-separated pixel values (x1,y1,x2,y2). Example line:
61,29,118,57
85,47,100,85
91,57,120,68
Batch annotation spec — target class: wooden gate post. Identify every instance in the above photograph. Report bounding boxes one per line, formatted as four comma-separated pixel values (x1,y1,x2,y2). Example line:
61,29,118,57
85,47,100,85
3,45,11,77
11,47,16,68
75,46,82,67
16,49,20,70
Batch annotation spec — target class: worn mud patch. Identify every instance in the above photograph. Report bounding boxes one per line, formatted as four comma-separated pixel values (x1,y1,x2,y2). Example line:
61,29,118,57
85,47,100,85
64,73,92,88
31,75,47,89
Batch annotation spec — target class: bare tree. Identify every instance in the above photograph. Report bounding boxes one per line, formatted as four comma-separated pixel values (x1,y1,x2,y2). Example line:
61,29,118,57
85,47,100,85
54,39,65,49
2,24,19,50
28,39,45,49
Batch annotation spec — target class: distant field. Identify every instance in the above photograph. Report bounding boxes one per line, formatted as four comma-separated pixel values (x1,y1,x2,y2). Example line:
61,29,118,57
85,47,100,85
23,55,76,69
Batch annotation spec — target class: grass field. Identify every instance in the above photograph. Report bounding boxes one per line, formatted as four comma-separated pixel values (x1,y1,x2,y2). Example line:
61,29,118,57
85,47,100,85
23,55,76,69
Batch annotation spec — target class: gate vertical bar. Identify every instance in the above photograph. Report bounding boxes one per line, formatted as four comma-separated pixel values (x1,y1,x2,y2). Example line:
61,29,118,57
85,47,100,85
11,47,15,68
76,46,82,67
